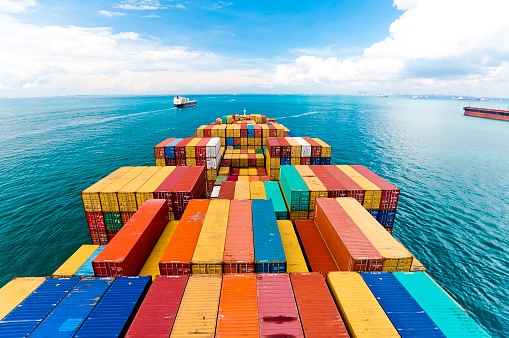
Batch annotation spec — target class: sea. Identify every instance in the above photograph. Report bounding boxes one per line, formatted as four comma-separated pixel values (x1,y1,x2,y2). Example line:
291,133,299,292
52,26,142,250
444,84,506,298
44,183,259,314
0,94,507,336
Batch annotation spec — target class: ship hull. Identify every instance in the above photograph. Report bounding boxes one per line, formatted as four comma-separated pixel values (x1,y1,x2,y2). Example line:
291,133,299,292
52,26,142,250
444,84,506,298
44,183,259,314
174,101,197,108
464,107,509,121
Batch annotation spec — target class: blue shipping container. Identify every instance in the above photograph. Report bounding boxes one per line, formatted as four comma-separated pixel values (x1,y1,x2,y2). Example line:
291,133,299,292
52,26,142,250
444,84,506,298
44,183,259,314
320,157,331,165
30,277,114,337
310,157,320,165
286,131,296,137
75,246,106,277
247,125,255,137
0,278,80,338
362,272,445,337
394,272,491,338
280,157,291,166
164,138,184,159
252,199,286,273
377,210,396,228
226,137,234,146
74,276,151,338
367,209,379,219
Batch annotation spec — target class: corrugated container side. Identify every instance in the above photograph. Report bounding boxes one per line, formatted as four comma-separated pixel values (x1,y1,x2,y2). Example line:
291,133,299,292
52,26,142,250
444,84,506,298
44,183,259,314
170,275,222,337
336,165,382,210
82,167,132,212
74,276,151,338
294,137,311,157
394,272,491,337
294,165,316,177
290,273,349,337
165,138,184,159
263,181,288,220
138,221,179,280
172,166,207,219
159,200,209,275
99,167,148,213
277,220,308,273
30,277,114,337
135,166,176,208
52,245,100,278
0,277,47,321
75,245,106,277
216,274,259,337
218,181,236,199
0,278,80,337
252,199,287,273
257,274,303,337
280,166,310,211
233,180,250,199
93,199,169,277
249,181,266,199
154,138,175,159
293,220,339,276
309,165,347,197
125,275,188,338
303,176,328,212
223,200,255,273
350,165,400,210
314,198,383,272
324,165,364,204
118,166,161,212
327,272,399,337
361,272,445,337
336,197,413,271
191,199,230,274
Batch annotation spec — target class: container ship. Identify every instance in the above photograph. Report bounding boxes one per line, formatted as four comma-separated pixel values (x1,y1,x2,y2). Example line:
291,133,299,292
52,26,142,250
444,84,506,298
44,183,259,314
173,96,197,108
464,106,509,121
0,113,490,337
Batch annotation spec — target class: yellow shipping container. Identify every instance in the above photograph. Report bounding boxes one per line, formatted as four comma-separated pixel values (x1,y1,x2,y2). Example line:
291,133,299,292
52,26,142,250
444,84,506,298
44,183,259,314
241,137,248,146
234,181,250,199
248,137,255,146
118,166,161,212
290,157,300,165
237,176,249,182
171,274,222,337
154,158,166,166
269,157,280,169
0,277,47,320
232,154,240,167
248,168,257,175
250,181,266,199
139,221,179,280
275,125,285,137
192,200,230,274
196,125,207,138
256,154,265,168
411,257,426,272
233,125,241,138
294,165,316,177
327,272,400,337
247,149,255,154
52,245,99,278
218,167,230,176
82,167,132,212
206,169,217,181
218,124,227,138
277,220,308,273
270,169,280,181
185,137,201,158
261,124,269,138
303,176,328,211
313,138,332,157
136,166,176,208
239,168,249,176
336,197,413,272
211,125,220,138
337,165,382,209
285,137,301,158
100,167,147,212
240,154,248,167
226,125,234,138
186,158,197,166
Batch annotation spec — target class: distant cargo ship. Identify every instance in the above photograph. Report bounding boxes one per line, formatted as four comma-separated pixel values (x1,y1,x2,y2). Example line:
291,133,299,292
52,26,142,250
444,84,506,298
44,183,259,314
464,106,509,121
173,96,197,108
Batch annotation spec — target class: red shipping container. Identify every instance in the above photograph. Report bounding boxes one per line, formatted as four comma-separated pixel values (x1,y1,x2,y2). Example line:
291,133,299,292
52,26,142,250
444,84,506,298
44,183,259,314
196,158,207,166
226,176,238,182
165,158,176,166
240,149,247,154
294,220,339,276
154,166,190,212
121,212,135,226
240,125,248,137
125,275,188,338
107,231,117,241
204,125,213,137
93,199,169,276
154,138,175,159
266,137,281,158
206,180,215,193
86,212,105,231
386,227,393,235
248,154,256,167
176,158,186,166
262,116,267,123
90,231,100,245
233,137,241,146
300,157,311,165
230,168,240,176
278,137,291,158
222,160,231,167
254,125,262,137
350,165,400,210
175,138,191,160
309,166,347,198
259,175,270,181
290,273,349,337
257,274,303,338
324,165,364,204
218,181,236,199
159,199,209,275
223,200,254,273
268,125,277,137
172,166,206,219
195,137,210,158
314,198,383,272
257,168,267,176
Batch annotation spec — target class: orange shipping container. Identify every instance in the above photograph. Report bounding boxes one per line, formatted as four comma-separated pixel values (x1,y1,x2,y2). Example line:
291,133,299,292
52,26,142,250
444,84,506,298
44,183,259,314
159,199,209,275
215,274,259,337
223,200,254,273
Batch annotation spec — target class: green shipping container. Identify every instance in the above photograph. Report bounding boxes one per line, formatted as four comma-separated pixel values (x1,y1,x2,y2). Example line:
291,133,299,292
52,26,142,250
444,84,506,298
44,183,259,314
104,212,122,232
264,181,288,220
279,166,309,211
394,272,490,338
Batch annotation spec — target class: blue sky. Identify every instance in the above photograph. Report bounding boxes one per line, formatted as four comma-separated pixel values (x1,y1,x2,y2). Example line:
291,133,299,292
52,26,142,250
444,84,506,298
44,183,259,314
1,0,509,97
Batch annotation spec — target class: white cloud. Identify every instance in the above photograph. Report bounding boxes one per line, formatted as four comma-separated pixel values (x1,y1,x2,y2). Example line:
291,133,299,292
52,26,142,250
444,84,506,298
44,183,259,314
114,0,164,10
98,10,126,17
0,0,37,13
212,1,234,9
275,0,509,95
112,32,141,40
175,3,186,10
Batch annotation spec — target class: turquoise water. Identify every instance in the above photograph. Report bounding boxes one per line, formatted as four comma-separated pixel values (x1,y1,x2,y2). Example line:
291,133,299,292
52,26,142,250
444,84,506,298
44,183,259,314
0,94,507,336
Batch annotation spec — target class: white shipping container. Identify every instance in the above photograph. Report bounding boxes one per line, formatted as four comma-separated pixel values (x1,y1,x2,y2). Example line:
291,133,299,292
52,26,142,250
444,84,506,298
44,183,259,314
206,138,221,157
294,137,312,157
211,186,221,198
206,152,222,170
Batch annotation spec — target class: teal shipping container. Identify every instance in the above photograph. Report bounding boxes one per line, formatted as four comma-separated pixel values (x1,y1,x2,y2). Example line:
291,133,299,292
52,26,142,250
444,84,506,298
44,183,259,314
394,272,490,338
264,181,288,219
279,166,309,211
75,245,106,277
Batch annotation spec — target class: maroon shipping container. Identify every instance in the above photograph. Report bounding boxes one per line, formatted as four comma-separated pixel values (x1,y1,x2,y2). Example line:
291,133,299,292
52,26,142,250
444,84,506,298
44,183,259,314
240,124,248,137
86,212,105,231
302,137,322,158
206,180,215,193
172,166,206,219
218,181,236,199
294,220,339,276
233,137,241,146
254,125,262,137
248,154,256,167
204,125,213,137
121,212,135,226
196,158,207,166
154,138,175,159
290,273,350,337
154,166,190,212
93,199,169,276
226,176,238,182
230,168,240,176
266,138,280,158
175,138,192,160
195,137,210,158
314,198,383,272
350,165,400,210
257,274,304,338
165,158,176,166
386,227,393,235
222,160,231,167
96,230,108,245
309,166,347,198
268,125,277,137
324,165,364,204
278,137,292,158
125,275,188,338
300,157,311,165
107,231,117,241
176,158,186,166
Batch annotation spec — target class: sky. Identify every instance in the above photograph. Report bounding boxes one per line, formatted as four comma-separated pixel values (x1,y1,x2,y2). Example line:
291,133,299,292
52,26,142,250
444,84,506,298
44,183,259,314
1,0,509,97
